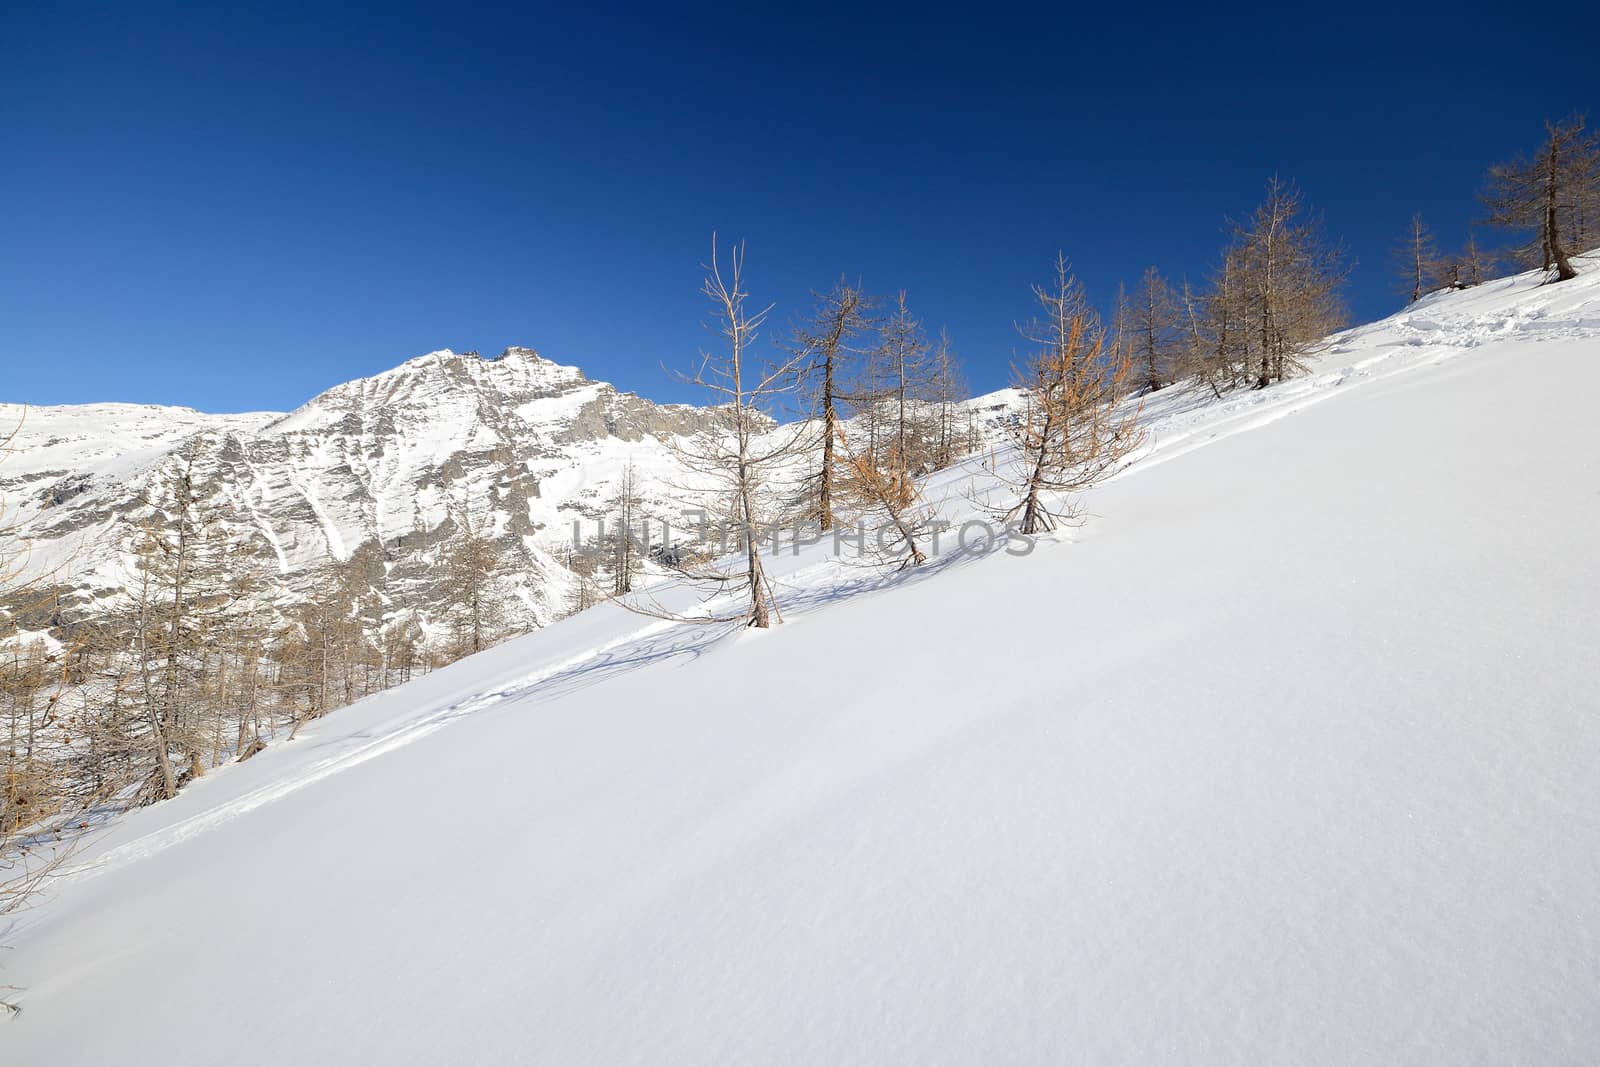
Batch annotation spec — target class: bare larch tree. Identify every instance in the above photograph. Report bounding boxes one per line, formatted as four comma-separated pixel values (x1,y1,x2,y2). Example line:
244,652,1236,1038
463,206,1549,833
1460,232,1498,287
792,279,872,531
604,460,645,595
1482,114,1600,282
1228,177,1348,388
836,430,930,569
660,238,814,628
996,255,1145,535
1131,266,1181,392
876,291,931,468
926,328,970,470
443,507,504,655
1395,213,1443,303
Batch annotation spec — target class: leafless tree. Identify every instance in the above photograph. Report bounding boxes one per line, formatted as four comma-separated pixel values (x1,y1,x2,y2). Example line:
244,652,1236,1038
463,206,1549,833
792,279,873,531
443,509,504,656
120,535,175,800
600,460,646,595
1482,114,1600,282
1174,276,1227,399
561,544,605,616
382,615,426,687
1130,266,1181,391
926,328,971,470
877,291,932,466
1226,177,1349,388
836,432,929,570
224,558,272,761
1395,213,1443,303
1110,282,1132,379
1460,232,1498,287
993,255,1145,535
272,546,382,736
651,237,815,628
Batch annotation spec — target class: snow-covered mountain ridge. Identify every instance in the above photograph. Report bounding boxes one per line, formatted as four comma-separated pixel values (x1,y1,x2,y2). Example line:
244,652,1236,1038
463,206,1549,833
2,347,728,634
5,259,1599,1063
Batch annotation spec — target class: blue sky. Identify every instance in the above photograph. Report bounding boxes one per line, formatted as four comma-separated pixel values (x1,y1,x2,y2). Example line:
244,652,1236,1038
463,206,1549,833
2,5,1592,412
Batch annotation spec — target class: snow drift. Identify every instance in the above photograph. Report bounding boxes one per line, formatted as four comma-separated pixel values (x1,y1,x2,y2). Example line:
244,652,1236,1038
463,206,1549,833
4,262,1599,1065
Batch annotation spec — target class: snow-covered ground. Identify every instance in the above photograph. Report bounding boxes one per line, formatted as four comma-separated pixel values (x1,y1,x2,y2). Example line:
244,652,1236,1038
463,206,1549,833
4,263,1599,1064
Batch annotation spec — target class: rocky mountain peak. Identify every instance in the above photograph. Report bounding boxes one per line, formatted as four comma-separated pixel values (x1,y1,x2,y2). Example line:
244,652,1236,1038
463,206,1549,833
3,346,725,640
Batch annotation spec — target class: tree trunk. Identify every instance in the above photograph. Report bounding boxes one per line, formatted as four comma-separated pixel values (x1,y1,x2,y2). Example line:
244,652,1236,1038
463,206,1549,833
889,511,926,567
1018,411,1055,536
1547,138,1577,281
819,350,835,531
738,451,769,628
138,617,177,800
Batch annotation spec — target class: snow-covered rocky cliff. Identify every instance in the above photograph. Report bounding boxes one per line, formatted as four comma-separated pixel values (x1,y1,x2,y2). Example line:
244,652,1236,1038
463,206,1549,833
1,347,725,636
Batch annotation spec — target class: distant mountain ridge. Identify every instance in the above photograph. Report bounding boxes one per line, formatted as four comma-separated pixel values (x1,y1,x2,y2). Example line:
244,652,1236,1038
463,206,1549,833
1,347,730,639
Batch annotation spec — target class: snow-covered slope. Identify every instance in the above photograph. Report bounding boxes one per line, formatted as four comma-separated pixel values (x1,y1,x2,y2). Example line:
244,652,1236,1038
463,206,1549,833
0,402,279,483
5,264,1600,1064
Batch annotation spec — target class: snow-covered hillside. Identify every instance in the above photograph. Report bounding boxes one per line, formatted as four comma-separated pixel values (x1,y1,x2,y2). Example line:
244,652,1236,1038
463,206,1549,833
5,262,1599,1064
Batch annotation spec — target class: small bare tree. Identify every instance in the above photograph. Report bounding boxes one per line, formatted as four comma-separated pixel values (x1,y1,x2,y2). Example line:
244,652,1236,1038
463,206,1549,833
443,509,504,656
1460,232,1498,287
926,328,970,470
224,557,273,762
995,255,1145,535
1184,246,1259,394
792,279,872,531
1110,282,1132,380
1395,213,1443,303
877,291,931,466
1130,266,1181,392
836,432,929,569
1174,276,1226,399
561,544,605,616
603,460,645,595
654,237,815,628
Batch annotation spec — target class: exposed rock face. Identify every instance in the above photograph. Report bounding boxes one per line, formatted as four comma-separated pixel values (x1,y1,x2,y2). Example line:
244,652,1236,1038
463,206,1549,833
1,348,724,638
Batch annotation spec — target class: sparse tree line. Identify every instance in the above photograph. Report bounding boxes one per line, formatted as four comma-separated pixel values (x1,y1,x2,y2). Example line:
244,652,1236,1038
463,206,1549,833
629,182,1346,626
5,114,1590,853
1397,114,1600,301
1108,175,1351,399
1,440,519,842
570,260,987,618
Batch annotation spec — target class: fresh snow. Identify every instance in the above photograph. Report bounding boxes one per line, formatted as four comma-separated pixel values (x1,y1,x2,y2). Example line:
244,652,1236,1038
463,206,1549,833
4,263,1600,1064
